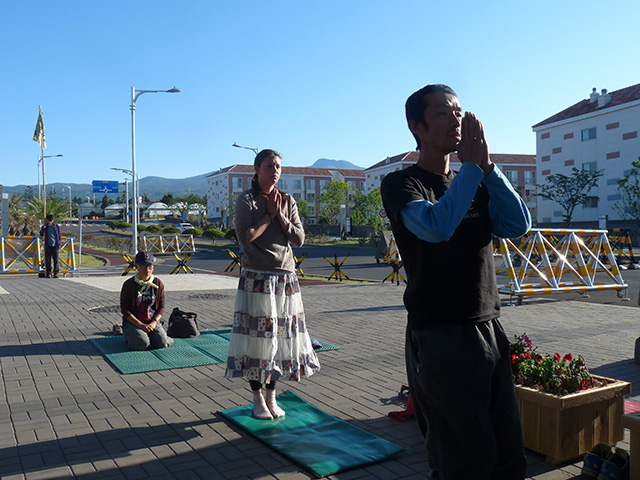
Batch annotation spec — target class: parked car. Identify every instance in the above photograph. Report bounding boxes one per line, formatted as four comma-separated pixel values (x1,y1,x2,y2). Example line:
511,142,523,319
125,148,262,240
176,222,195,232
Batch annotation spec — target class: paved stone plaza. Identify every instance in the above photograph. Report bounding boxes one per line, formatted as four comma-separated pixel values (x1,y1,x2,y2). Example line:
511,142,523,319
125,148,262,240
0,273,637,479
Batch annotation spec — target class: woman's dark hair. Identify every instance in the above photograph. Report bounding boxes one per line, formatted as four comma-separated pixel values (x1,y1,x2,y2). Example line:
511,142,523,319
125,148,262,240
251,149,282,192
405,84,457,151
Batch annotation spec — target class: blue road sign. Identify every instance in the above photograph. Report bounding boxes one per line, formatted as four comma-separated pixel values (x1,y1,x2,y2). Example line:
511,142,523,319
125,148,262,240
92,180,119,194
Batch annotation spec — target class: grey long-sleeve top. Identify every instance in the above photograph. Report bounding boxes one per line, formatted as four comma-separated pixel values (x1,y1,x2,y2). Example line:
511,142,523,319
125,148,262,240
234,189,305,273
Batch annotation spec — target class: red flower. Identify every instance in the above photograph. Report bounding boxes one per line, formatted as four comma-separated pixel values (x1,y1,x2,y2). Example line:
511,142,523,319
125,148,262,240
511,354,517,364
563,353,574,362
554,352,561,362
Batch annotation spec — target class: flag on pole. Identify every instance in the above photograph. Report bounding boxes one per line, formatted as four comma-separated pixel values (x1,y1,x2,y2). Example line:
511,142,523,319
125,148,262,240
33,105,46,148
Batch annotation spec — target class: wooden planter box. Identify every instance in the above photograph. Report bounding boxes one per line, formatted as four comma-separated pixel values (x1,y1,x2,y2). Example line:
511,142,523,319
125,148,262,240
516,375,631,465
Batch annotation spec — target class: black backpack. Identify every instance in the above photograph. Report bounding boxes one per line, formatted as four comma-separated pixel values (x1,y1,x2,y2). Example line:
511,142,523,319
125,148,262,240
166,307,200,338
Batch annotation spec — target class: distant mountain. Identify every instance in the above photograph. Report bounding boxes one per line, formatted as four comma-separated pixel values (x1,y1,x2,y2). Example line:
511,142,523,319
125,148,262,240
1,173,212,202
1,160,364,201
309,158,364,170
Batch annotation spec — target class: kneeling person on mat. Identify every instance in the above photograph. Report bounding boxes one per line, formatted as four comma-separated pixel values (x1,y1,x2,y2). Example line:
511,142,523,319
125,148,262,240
120,251,173,351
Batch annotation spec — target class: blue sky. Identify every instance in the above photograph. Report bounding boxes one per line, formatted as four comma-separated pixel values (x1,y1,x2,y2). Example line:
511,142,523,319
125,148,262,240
2,1,639,188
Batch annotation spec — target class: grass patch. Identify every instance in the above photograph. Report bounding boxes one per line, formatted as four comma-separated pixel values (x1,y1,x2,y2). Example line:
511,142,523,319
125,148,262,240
78,253,107,267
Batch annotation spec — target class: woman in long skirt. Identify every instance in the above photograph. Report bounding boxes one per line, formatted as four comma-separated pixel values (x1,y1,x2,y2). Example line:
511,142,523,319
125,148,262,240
225,149,320,420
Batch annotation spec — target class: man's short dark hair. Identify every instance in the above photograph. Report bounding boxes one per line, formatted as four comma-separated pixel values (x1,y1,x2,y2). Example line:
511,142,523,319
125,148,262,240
405,84,457,151
46,214,54,222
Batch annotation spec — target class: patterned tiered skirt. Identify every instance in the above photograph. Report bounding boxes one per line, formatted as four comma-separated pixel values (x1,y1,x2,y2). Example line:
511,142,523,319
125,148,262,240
224,269,320,383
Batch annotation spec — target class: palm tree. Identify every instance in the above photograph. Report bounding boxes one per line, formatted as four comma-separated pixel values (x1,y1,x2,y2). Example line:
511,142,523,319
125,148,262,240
25,197,68,221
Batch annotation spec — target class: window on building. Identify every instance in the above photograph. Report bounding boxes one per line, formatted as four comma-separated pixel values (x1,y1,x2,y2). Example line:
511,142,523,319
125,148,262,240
524,171,536,184
306,179,315,191
292,179,302,190
319,180,330,192
278,179,288,191
232,177,243,190
582,162,598,173
360,181,365,190
581,128,596,141
505,170,518,186
292,192,302,200
583,197,598,208
307,192,316,202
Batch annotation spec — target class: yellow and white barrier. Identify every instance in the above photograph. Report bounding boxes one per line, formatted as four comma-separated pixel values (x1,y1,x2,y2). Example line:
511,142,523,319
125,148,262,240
495,228,628,303
0,236,76,274
141,234,195,255
139,234,196,275
57,237,77,274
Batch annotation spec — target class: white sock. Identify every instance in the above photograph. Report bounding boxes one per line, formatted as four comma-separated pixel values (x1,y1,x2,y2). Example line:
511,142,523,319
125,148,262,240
252,390,273,420
265,388,285,418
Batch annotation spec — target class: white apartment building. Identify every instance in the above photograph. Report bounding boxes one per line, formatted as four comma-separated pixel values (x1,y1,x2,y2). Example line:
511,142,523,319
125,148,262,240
206,165,365,225
532,84,640,226
365,151,537,219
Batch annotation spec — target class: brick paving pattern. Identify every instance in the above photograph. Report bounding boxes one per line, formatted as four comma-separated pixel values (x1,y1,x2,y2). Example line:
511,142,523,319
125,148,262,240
0,273,637,479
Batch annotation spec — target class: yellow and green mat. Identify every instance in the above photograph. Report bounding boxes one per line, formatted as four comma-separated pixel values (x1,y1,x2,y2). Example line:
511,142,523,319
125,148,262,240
220,390,403,477
90,329,340,375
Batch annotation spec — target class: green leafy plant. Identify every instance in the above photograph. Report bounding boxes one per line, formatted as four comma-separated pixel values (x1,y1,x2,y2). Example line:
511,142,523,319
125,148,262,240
203,228,224,243
224,228,238,244
183,227,202,236
510,333,600,396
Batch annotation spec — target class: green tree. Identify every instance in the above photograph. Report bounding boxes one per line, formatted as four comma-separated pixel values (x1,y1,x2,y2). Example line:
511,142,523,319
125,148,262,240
169,193,207,221
25,196,68,221
535,167,604,227
23,185,36,200
8,193,26,231
317,180,355,224
221,194,237,229
203,228,225,243
614,157,640,228
296,198,312,226
160,193,175,205
350,187,383,228
100,194,114,210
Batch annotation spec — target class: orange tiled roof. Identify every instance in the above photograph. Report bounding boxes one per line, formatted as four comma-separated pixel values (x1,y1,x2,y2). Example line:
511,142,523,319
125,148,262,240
533,83,640,129
208,164,365,177
366,151,534,170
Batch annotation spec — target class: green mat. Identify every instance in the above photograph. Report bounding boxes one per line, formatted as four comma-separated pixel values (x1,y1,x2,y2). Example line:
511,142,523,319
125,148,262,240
90,329,339,375
220,390,403,477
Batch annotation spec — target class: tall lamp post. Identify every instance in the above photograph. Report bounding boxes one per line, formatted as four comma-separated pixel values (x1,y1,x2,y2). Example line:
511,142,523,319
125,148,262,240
232,142,259,155
38,153,63,201
62,185,72,219
130,86,181,254
111,167,133,223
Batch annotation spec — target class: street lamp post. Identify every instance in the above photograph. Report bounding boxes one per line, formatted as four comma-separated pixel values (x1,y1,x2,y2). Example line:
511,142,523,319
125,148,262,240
232,142,259,155
111,167,132,223
130,86,181,254
38,153,63,202
62,185,71,219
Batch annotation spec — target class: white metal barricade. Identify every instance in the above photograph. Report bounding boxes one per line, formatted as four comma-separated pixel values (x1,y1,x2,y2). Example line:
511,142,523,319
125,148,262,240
495,229,628,304
141,234,195,255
